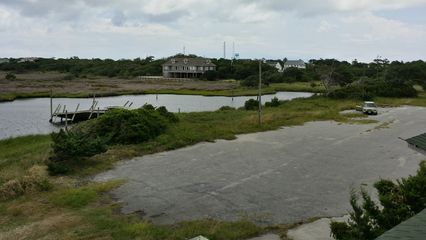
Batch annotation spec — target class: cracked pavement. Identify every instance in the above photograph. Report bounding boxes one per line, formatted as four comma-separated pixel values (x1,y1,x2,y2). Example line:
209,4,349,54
95,106,426,224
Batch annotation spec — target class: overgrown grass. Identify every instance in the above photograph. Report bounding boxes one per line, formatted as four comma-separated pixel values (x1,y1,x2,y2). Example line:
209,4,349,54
0,135,51,185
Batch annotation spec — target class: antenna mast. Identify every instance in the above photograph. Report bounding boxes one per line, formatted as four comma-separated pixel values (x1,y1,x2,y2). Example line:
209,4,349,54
223,41,226,59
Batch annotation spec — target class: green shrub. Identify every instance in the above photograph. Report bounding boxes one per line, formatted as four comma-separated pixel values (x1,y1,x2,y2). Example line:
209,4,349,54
156,106,179,122
48,106,178,174
328,86,373,100
48,129,107,174
204,70,218,81
244,99,259,110
5,72,16,80
329,80,417,100
241,75,258,87
265,97,280,107
94,108,169,145
331,161,426,240
218,106,236,111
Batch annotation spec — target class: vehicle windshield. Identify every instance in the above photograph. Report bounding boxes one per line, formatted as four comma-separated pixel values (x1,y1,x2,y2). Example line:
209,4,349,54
364,103,376,108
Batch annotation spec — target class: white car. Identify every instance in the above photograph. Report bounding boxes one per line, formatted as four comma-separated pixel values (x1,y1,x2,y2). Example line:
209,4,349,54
361,101,378,115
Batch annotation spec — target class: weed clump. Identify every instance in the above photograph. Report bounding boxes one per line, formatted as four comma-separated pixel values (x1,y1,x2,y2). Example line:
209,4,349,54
0,165,51,201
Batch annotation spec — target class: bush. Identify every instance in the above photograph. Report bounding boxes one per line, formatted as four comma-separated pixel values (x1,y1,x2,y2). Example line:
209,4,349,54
48,106,178,174
94,108,169,145
48,129,107,174
328,86,373,100
218,106,235,111
241,75,258,87
204,70,218,81
5,72,16,80
244,99,259,110
265,97,280,107
329,80,417,100
331,161,426,240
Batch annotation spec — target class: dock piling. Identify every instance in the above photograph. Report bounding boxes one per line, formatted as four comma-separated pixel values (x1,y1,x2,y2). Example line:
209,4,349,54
71,103,80,122
65,110,68,130
49,89,53,122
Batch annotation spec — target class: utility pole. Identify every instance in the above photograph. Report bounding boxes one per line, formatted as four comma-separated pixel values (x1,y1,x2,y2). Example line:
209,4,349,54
258,60,262,127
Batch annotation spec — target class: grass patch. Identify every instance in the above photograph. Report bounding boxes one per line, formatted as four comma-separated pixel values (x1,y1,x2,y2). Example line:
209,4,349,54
376,92,426,107
50,187,98,208
0,135,51,185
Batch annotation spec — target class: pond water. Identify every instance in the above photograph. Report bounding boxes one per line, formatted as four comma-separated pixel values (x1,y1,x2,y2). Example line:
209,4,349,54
0,92,313,140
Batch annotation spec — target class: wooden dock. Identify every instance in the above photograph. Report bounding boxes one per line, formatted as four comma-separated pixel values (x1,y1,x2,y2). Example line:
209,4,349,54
49,93,132,124
51,109,106,123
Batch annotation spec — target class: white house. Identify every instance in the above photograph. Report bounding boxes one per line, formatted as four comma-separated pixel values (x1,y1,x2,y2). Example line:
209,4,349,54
283,59,306,70
266,61,283,72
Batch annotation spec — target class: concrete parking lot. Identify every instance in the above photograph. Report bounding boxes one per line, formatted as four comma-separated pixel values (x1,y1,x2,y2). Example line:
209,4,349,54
95,106,426,225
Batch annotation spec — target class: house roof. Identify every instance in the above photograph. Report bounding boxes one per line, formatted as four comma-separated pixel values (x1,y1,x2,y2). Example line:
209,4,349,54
375,208,426,240
406,133,426,152
162,57,216,67
284,60,305,66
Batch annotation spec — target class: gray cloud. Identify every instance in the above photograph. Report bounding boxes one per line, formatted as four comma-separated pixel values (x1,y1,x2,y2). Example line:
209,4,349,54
0,0,425,61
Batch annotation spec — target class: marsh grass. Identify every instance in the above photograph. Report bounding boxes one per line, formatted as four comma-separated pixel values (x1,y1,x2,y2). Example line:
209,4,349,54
0,135,51,185
0,81,324,102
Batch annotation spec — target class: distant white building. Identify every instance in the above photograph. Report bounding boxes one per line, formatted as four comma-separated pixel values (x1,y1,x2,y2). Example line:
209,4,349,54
283,59,306,70
266,61,283,72
17,57,38,63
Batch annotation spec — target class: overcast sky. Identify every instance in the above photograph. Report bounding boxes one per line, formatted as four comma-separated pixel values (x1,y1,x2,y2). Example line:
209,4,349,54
1,0,425,61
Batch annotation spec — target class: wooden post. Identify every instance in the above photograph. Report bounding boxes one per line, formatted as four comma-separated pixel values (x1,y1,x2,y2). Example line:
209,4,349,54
71,103,80,122
97,107,100,118
52,104,61,123
88,101,98,119
65,110,68,130
50,89,53,122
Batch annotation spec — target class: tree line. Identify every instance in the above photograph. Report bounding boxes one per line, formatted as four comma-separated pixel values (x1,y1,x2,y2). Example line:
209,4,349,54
0,56,165,78
1,56,425,96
